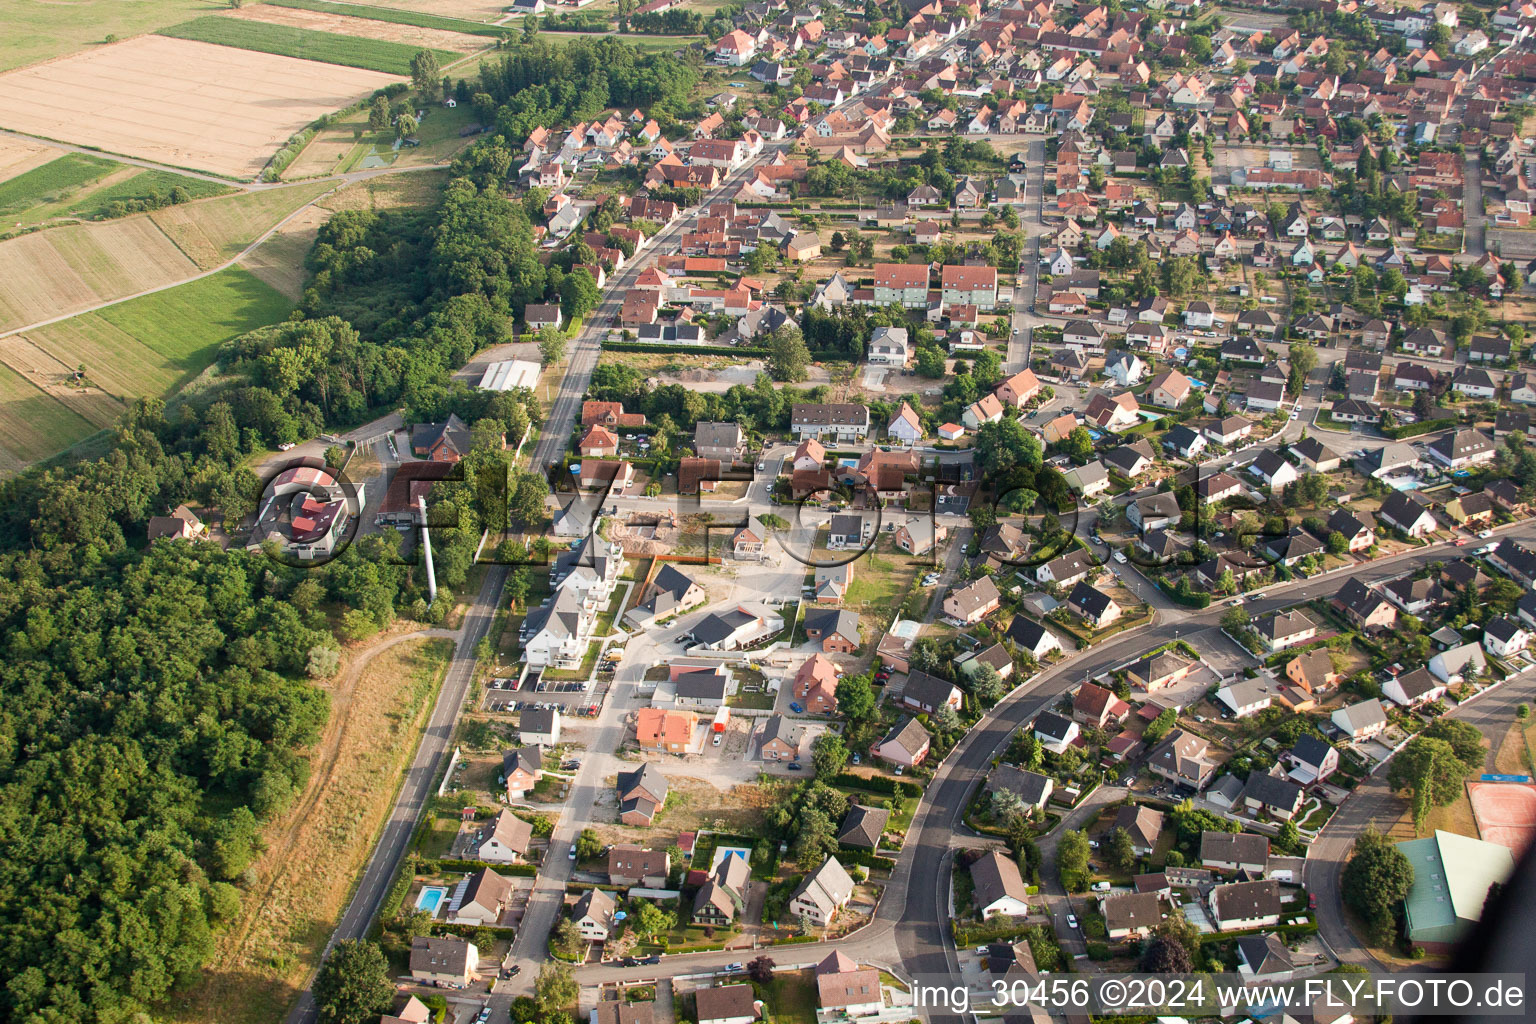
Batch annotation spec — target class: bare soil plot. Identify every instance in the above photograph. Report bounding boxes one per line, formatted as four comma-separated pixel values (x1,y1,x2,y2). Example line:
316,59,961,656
238,204,326,300
0,36,399,179
226,2,488,51
0,136,59,185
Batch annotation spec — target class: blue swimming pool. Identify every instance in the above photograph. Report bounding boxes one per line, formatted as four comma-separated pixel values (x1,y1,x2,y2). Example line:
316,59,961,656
1186,378,1207,388
416,886,447,915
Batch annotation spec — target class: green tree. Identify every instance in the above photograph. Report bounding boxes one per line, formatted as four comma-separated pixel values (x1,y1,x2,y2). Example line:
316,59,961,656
914,345,947,377
1421,718,1486,769
1056,829,1091,891
536,961,579,1014
560,267,601,321
1288,342,1317,393
767,324,811,382
1388,736,1473,833
1108,827,1137,873
975,418,1042,474
552,917,583,959
835,673,877,724
972,664,1004,705
410,49,442,98
313,940,393,1024
537,325,567,366
631,899,676,942
811,732,848,777
1067,426,1094,463
1341,827,1414,942
575,828,603,860
368,94,389,131
395,112,419,140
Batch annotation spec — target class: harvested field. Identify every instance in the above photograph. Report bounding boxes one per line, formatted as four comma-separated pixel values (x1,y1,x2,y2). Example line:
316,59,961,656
150,180,335,268
0,268,290,467
0,137,57,184
0,217,198,333
159,14,460,74
0,181,328,333
226,3,489,52
0,359,99,469
238,205,326,301
166,634,454,1024
0,35,399,179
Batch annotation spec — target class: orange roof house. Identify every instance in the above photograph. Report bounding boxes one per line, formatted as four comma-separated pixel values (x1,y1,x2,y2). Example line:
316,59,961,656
636,708,698,752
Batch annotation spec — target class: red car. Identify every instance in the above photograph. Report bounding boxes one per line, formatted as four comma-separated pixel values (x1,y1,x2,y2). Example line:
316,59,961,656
1308,893,1318,910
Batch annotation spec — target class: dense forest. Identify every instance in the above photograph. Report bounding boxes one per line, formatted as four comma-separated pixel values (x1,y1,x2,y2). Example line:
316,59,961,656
0,32,706,1024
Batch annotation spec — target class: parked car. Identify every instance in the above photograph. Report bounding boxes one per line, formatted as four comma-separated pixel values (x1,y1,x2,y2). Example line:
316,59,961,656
727,962,744,972
789,701,805,713
851,753,861,765
1066,914,1079,929
787,762,803,771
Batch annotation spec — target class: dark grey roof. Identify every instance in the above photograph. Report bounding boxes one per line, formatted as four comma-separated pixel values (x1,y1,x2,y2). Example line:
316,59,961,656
1201,829,1270,865
1289,734,1333,769
1068,580,1116,618
837,803,890,848
1033,710,1075,743
805,607,860,641
1242,770,1303,811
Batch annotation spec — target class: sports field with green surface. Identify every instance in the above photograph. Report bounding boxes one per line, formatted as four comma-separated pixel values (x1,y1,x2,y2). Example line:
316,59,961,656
159,15,459,73
266,0,511,34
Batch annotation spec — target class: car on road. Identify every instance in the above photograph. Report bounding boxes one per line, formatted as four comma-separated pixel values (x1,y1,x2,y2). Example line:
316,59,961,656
568,847,577,860
787,762,803,771
1309,893,1318,910
277,442,297,451
1066,914,1078,929
727,962,744,972
477,1007,491,1023
621,956,640,967
641,955,661,965
1478,529,1494,539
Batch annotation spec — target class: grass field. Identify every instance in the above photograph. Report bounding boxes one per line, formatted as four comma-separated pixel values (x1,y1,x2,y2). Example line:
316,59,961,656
0,360,99,473
149,180,335,267
0,179,330,335
91,267,291,369
0,0,214,72
0,154,117,219
283,102,478,179
167,635,453,1024
266,0,512,34
0,267,290,467
0,154,238,230
159,15,459,73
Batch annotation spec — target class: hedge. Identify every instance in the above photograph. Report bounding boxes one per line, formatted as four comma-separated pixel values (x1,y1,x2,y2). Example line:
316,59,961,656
427,858,538,876
601,341,771,356
833,772,922,798
835,848,898,872
1380,416,1458,439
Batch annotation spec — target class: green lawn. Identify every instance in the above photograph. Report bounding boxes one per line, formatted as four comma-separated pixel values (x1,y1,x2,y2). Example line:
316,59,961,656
758,970,818,1024
158,16,458,74
267,0,511,33
92,267,291,369
0,154,118,220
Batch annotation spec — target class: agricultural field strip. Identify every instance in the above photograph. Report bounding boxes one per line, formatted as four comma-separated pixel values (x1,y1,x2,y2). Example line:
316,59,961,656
0,179,340,342
265,0,511,36
0,37,401,179
158,15,460,74
0,154,117,216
